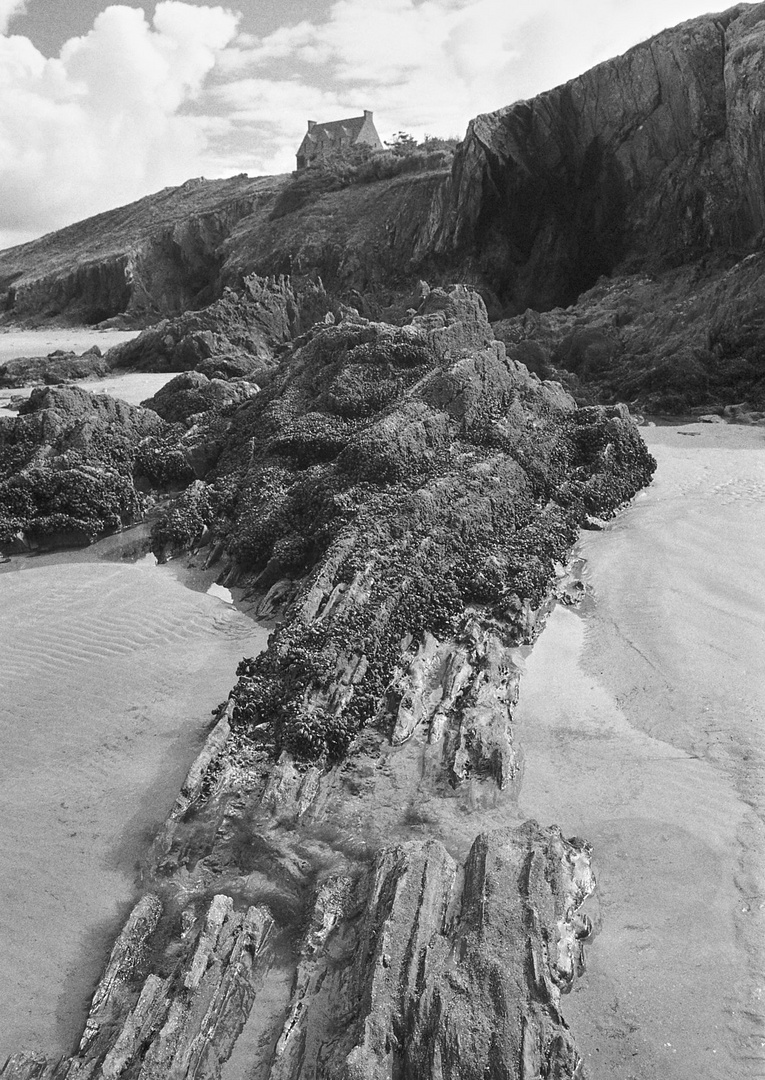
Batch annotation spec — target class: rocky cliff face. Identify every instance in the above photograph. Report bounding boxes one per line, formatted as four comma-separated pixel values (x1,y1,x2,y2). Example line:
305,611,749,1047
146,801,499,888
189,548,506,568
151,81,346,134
0,176,285,326
434,2,765,311
2,4,764,330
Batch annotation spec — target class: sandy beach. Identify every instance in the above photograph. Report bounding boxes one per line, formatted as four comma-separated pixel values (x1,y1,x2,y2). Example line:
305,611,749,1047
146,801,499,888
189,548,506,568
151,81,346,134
515,422,765,1080
1,422,763,1075
0,327,174,415
0,329,139,367
0,547,269,1060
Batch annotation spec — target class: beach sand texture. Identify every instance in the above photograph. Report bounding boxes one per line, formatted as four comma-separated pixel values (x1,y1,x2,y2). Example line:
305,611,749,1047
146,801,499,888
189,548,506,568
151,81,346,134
515,423,765,1080
0,330,139,367
0,555,269,1060
0,329,171,415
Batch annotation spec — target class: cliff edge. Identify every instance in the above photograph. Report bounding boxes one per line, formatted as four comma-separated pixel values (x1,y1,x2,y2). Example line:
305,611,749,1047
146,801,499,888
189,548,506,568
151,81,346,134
1,3,764,328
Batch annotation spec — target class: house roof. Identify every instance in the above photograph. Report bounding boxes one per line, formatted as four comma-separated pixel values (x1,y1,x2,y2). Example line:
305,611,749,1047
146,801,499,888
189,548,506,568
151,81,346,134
297,115,371,157
309,115,367,142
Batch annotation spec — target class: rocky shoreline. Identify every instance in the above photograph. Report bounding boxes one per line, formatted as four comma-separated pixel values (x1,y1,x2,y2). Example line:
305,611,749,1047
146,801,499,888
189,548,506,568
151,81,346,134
0,285,654,1078
4,3,764,1073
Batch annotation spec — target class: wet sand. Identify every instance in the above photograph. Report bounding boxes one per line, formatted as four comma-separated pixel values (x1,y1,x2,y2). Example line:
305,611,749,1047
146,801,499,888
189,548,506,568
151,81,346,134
0,329,170,416
0,546,270,1060
0,329,139,367
514,423,765,1080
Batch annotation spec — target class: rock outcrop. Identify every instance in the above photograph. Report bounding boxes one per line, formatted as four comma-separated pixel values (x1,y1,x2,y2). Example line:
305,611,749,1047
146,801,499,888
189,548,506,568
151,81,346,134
0,347,106,388
105,274,336,377
1,822,592,1080
0,176,286,326
432,2,765,311
492,249,765,413
0,385,193,550
1,286,651,1078
140,371,258,425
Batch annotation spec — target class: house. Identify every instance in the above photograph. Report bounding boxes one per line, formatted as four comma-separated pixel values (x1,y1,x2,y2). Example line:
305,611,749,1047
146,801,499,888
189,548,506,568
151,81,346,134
296,110,383,170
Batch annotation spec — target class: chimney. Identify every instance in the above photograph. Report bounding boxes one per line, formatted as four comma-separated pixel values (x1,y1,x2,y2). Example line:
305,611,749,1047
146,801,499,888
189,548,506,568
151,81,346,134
307,120,316,130
364,110,373,120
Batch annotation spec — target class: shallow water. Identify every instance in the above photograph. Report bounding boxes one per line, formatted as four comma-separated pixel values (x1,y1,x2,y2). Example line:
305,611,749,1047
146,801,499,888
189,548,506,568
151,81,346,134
515,423,765,1080
0,545,270,1060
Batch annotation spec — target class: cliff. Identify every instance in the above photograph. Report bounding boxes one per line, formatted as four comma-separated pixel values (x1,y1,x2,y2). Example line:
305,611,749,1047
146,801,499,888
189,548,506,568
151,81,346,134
0,175,286,326
436,2,765,311
1,3,764,331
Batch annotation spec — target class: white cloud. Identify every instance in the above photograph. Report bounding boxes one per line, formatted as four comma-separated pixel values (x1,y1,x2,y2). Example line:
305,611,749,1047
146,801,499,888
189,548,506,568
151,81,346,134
0,0,24,35
0,0,750,250
219,0,737,156
0,2,239,249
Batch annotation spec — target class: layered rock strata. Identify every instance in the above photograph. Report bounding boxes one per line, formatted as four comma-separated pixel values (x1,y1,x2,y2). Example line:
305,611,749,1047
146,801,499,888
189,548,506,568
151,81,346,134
1,821,593,1080
0,176,285,325
493,250,765,413
106,275,336,378
435,2,765,310
0,287,653,1077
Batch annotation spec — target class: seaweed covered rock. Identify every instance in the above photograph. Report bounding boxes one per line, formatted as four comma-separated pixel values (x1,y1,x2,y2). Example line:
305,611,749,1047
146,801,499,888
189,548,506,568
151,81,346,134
0,290,654,1080
141,370,258,424
0,347,107,389
0,385,188,549
105,274,335,377
153,285,654,773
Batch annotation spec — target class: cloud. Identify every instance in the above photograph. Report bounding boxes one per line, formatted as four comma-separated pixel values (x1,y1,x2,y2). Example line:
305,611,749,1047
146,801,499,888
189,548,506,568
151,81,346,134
217,0,733,162
0,0,24,35
0,0,745,249
0,2,239,249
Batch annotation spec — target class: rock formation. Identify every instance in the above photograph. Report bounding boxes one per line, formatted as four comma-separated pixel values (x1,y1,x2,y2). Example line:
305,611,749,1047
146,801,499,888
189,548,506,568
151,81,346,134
0,286,654,1077
0,175,286,326
106,275,336,378
8,1,750,1072
0,822,594,1080
493,249,765,414
0,346,106,388
435,2,765,311
0,385,186,549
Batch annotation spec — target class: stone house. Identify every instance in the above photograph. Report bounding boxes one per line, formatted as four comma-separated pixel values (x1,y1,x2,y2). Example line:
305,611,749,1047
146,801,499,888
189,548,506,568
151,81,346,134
296,110,383,170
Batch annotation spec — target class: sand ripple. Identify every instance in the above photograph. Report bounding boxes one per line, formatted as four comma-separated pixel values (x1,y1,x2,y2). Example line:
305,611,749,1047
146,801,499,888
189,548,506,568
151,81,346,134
0,558,269,1060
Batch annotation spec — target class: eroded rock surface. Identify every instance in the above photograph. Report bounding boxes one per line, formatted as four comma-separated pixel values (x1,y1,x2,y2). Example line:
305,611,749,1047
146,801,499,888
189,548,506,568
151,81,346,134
106,275,335,378
0,287,652,1078
0,386,166,548
435,2,765,311
2,6,764,333
0,822,593,1080
0,348,106,388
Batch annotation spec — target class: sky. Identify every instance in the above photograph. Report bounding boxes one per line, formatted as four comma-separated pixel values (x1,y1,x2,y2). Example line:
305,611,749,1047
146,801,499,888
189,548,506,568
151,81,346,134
0,0,751,250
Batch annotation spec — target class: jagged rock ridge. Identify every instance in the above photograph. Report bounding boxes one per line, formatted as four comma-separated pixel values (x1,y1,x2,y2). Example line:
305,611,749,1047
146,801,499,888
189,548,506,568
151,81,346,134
0,175,285,325
0,286,654,1077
